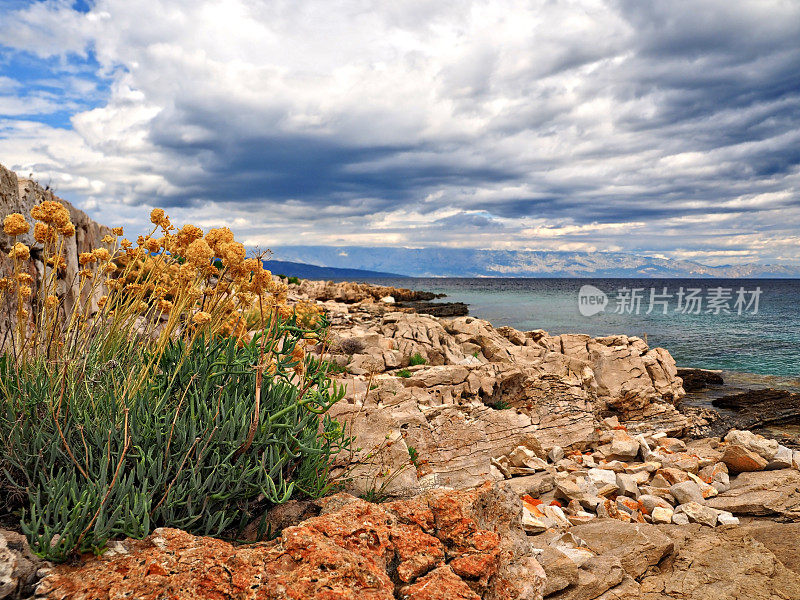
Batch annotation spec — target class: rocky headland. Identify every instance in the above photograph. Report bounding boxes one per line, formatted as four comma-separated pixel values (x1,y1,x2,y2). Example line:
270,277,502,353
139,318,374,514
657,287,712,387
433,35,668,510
2,162,800,599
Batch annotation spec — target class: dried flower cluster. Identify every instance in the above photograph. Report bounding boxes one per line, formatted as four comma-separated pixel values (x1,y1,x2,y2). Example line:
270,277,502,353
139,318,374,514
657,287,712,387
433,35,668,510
2,204,321,366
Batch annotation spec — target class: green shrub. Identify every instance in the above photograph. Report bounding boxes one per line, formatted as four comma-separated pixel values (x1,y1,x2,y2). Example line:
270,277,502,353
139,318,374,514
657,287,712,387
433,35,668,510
0,328,350,562
407,446,420,468
308,356,349,375
487,399,512,410
408,352,427,366
396,368,412,378
287,276,301,285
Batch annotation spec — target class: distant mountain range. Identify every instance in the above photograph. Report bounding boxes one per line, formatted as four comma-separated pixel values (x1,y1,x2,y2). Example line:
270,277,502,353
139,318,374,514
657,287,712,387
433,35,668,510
263,259,404,279
269,246,800,278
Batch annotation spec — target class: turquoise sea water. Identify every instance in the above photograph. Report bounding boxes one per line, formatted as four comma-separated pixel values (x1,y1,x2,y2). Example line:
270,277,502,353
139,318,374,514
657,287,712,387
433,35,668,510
357,278,800,381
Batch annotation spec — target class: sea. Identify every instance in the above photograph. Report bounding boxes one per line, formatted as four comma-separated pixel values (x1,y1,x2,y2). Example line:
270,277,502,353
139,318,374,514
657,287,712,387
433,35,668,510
355,277,800,390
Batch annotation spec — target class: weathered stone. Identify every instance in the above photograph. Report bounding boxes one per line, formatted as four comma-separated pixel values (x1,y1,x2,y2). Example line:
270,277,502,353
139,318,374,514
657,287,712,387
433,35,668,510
651,506,674,524
0,164,111,338
639,494,672,515
548,446,565,463
766,445,794,470
609,430,640,459
504,472,555,497
675,501,718,527
593,575,640,600
549,555,625,600
555,477,601,510
736,521,800,575
706,469,800,519
568,520,673,579
0,529,42,600
638,524,800,599
722,444,768,473
615,473,640,498
724,429,779,461
671,511,690,525
36,484,545,600
399,566,480,600
536,546,579,596
716,511,740,526
669,480,704,505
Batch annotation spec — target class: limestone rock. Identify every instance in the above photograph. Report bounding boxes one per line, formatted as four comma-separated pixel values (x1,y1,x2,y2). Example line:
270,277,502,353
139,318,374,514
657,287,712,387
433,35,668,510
568,519,674,579
0,529,42,600
669,481,704,505
36,484,545,600
536,546,579,597
609,430,639,459
651,506,674,524
724,429,779,461
706,469,800,520
674,502,718,527
721,444,768,472
0,164,111,337
638,524,800,599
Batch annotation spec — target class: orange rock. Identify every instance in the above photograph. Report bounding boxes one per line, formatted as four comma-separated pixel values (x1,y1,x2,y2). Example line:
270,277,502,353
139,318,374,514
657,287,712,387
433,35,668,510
399,566,481,600
37,485,544,600
722,444,768,473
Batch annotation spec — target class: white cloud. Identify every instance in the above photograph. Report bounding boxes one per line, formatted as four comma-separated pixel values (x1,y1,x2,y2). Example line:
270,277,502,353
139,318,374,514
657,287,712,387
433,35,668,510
0,0,798,264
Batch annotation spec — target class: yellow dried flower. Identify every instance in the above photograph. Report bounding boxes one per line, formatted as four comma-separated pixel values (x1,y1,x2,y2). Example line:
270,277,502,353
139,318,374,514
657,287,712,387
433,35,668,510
0,278,9,291
102,234,116,245
3,213,29,236
98,295,108,308
34,222,57,244
31,201,71,227
58,221,75,237
150,208,166,224
79,269,93,279
112,227,124,236
79,252,96,265
121,239,132,250
192,311,212,325
178,263,197,283
185,239,213,267
251,266,274,294
45,295,59,309
205,227,234,254
157,299,173,312
18,285,32,298
92,247,111,262
16,273,33,285
47,254,67,270
125,283,143,293
220,241,246,268
144,237,161,254
176,224,204,248
8,242,30,261
103,263,118,274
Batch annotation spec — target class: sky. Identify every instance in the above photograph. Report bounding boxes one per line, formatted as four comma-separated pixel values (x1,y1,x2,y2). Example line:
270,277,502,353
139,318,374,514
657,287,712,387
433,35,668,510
0,0,799,266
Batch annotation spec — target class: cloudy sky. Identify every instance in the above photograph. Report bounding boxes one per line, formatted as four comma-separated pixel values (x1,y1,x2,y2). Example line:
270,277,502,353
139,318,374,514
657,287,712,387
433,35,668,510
1,0,799,265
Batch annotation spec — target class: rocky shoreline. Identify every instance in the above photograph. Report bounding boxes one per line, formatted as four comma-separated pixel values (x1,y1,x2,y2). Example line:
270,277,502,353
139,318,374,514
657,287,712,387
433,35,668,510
3,241,800,597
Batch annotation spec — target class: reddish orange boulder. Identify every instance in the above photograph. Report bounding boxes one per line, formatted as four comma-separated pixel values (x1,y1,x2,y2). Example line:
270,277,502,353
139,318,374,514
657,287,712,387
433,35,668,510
35,483,545,600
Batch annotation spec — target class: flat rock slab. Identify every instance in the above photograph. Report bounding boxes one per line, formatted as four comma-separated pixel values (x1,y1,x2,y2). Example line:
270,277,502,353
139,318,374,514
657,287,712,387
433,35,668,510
706,469,800,519
737,521,800,575
568,520,673,579
639,524,800,600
